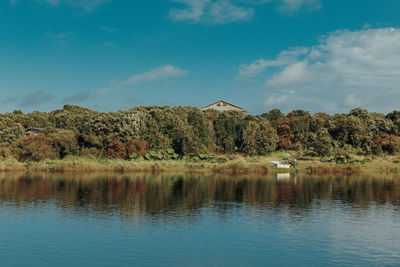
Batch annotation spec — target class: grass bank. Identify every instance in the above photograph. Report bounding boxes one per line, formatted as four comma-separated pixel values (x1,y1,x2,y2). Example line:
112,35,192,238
0,156,272,175
0,152,399,175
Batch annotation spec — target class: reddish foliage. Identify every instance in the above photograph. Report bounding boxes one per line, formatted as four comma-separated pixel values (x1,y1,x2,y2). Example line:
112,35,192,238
13,134,53,161
125,139,147,157
107,139,126,159
372,133,400,154
277,117,293,150
372,133,390,149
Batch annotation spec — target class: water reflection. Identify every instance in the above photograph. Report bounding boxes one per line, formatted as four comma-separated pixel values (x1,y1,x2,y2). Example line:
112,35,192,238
1,172,400,215
1,173,400,267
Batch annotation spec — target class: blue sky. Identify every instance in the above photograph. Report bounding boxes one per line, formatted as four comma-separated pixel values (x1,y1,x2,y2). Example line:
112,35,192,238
1,0,400,114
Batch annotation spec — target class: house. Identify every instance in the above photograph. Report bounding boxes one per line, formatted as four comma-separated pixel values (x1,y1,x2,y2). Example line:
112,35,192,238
25,127,43,135
200,100,246,113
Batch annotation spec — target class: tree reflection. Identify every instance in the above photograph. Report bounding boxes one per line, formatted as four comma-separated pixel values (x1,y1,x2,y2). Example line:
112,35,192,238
0,173,399,215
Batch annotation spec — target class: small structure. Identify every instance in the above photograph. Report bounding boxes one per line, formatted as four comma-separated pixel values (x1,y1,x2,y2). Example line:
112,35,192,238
270,161,291,169
25,127,44,135
200,100,246,113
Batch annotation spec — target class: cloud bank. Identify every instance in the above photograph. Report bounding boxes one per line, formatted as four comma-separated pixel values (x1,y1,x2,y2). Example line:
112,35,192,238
239,28,400,113
18,90,53,108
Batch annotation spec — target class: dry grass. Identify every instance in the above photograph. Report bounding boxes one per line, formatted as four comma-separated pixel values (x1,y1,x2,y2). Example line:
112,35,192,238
0,158,26,172
0,153,399,175
214,159,269,175
0,156,271,175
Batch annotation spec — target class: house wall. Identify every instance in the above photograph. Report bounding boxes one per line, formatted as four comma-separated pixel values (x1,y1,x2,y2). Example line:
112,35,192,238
201,101,246,112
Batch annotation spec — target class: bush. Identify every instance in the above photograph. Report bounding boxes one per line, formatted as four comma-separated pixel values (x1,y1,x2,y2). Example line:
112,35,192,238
47,129,79,158
143,149,179,161
309,128,333,157
12,134,54,161
126,139,147,158
107,139,126,159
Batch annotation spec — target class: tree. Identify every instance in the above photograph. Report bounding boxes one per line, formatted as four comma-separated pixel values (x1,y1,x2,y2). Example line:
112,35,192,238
287,110,312,147
260,109,284,129
242,119,278,155
309,128,333,157
276,117,293,150
0,117,25,145
47,129,79,158
213,111,247,153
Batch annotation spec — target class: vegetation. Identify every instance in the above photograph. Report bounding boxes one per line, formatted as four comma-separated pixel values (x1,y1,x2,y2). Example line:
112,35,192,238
1,105,400,171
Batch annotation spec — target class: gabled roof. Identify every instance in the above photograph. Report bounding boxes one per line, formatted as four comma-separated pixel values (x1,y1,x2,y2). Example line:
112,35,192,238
25,127,43,132
201,100,245,110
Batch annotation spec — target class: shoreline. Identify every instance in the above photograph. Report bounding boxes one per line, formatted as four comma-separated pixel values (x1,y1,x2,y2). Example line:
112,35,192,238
0,154,399,175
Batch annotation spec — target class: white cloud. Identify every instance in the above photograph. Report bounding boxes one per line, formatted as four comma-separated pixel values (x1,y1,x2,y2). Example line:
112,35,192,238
266,61,315,86
240,28,400,112
121,65,189,85
169,0,209,21
264,94,289,107
169,0,254,24
99,65,189,95
68,0,110,12
169,0,321,23
238,46,308,78
278,0,321,14
17,0,111,12
208,0,254,23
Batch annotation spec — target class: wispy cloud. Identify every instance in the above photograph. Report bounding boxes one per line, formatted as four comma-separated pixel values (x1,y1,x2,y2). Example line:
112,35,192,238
169,0,255,24
9,0,20,6
238,47,308,78
14,0,111,12
68,0,111,12
99,64,189,95
18,90,53,108
169,0,321,24
62,91,90,104
264,94,290,107
43,31,74,39
278,0,321,15
0,96,19,105
99,26,119,32
239,28,400,112
122,65,189,85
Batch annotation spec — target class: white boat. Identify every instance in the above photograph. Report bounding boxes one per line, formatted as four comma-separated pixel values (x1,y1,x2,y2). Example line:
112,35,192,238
270,161,291,169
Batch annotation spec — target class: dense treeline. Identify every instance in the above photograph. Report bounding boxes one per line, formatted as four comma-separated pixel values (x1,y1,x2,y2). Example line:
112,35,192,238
0,105,400,161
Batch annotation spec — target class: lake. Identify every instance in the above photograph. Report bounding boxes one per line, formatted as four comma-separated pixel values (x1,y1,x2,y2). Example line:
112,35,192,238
1,172,400,266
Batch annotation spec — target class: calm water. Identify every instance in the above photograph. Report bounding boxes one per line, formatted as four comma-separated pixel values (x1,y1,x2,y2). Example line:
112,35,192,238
1,173,400,266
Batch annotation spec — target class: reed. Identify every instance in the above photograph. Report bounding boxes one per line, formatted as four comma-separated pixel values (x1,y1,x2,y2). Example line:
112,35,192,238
0,153,399,175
